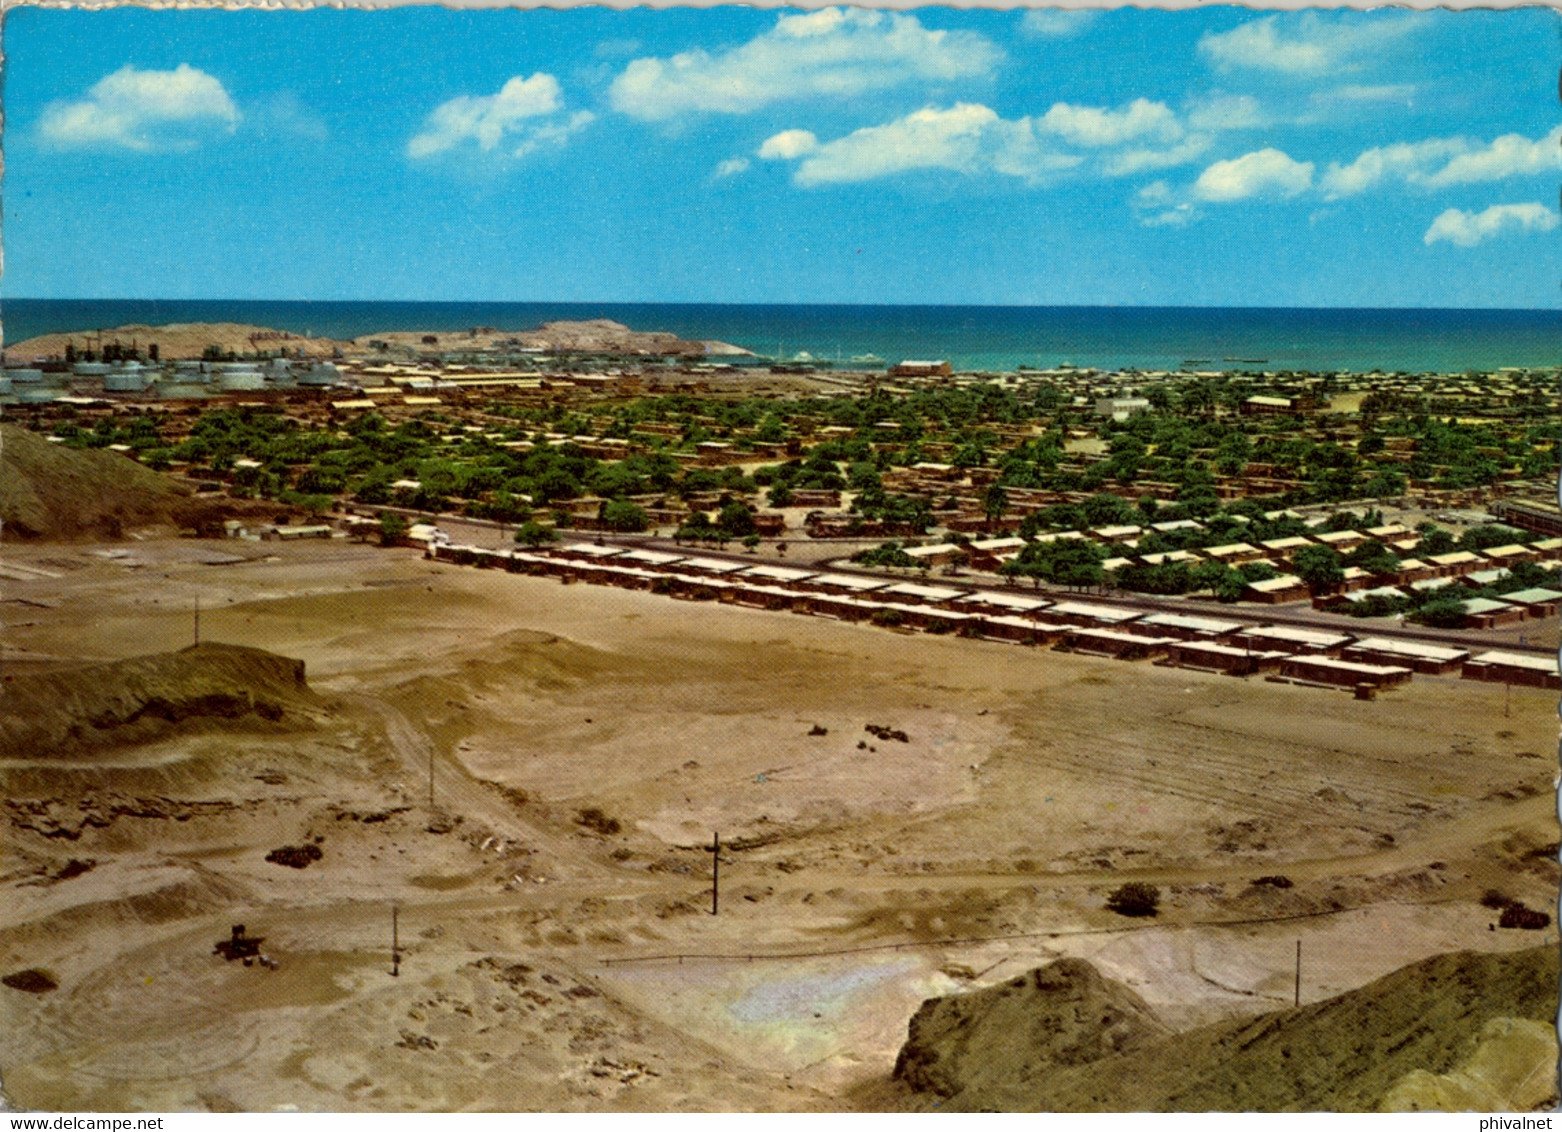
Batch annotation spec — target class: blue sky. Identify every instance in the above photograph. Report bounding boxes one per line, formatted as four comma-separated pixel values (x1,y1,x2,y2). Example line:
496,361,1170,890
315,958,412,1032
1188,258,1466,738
3,5,1558,307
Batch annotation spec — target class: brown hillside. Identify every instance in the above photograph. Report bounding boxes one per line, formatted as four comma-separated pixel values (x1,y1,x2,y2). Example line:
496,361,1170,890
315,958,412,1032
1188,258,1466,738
888,947,1559,1112
0,642,321,759
5,322,351,362
0,423,194,540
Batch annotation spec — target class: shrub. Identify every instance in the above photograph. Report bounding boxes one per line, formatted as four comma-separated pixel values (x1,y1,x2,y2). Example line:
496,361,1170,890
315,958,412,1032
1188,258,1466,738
870,608,905,628
1105,881,1160,917
1498,902,1551,930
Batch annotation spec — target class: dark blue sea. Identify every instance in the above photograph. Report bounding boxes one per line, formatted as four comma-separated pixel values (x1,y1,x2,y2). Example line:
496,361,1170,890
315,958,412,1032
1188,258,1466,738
3,300,1557,374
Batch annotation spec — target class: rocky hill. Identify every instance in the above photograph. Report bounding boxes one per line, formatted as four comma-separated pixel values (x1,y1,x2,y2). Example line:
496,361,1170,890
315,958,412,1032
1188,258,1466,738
887,948,1558,1111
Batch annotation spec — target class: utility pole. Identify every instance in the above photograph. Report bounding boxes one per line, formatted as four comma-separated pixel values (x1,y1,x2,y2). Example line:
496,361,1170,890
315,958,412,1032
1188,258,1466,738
193,594,201,647
708,831,721,916
392,904,400,977
1294,939,1301,1007
429,743,436,813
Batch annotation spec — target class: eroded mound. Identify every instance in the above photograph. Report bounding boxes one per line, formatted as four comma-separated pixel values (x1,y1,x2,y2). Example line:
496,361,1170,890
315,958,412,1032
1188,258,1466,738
0,642,320,758
0,423,194,540
890,947,1559,1112
893,958,1172,1098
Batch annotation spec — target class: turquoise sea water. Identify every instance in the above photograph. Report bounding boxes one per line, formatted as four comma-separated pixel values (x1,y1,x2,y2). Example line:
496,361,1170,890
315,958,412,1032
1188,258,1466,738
3,300,1557,373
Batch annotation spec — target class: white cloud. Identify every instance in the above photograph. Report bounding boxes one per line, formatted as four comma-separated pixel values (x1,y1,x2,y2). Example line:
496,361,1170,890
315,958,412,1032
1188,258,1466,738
1132,180,1199,227
1422,127,1561,187
408,75,591,159
1101,135,1212,177
1039,98,1180,148
1193,148,1313,201
1423,202,1558,247
1198,14,1419,76
1019,9,1097,38
40,64,238,151
714,157,751,178
783,103,1079,187
758,129,820,160
607,8,999,120
1320,126,1560,198
1319,138,1465,199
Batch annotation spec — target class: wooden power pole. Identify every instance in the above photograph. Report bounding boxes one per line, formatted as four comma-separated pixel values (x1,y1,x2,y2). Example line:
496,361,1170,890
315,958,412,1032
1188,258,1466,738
193,594,200,647
1294,939,1301,1007
708,832,721,916
392,905,400,977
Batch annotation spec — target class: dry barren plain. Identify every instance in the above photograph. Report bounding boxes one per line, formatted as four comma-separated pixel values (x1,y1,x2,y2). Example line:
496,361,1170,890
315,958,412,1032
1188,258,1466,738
0,536,1556,1110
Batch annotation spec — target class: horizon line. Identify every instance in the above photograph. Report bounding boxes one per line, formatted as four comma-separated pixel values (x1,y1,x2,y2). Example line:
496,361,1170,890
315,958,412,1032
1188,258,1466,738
4,298,1562,315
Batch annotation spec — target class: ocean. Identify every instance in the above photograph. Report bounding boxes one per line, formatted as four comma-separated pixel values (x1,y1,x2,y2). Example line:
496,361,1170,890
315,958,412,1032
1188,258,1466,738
2,300,1557,374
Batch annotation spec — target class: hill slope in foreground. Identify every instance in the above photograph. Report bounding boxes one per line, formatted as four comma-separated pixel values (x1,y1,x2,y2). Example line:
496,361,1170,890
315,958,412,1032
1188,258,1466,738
882,948,1558,1112
0,423,207,540
0,643,321,759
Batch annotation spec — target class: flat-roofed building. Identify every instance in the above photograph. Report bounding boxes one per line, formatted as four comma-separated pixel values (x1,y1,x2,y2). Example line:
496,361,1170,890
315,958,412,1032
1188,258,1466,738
1498,587,1562,617
1061,628,1172,660
1426,551,1483,577
872,581,965,605
951,590,1052,616
1135,611,1242,640
1479,544,1539,566
901,543,968,567
1164,640,1290,675
1228,624,1350,655
619,548,685,569
795,572,890,596
1341,637,1468,674
1455,597,1525,629
1244,574,1310,604
1048,601,1144,628
1203,542,1264,565
1281,655,1412,688
1259,536,1313,564
560,542,625,559
1314,530,1368,553
976,614,1067,644
1462,650,1560,690
741,564,818,586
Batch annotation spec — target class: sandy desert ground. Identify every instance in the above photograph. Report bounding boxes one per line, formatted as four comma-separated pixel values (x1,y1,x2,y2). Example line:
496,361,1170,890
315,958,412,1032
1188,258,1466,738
0,536,1556,1111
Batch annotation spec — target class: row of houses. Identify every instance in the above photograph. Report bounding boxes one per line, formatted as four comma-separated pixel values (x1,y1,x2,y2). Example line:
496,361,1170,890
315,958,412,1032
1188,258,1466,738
426,540,1560,692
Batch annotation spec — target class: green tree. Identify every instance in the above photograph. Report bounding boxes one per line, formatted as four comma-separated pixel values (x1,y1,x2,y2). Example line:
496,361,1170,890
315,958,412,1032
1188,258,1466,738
1293,544,1345,591
599,499,649,533
378,513,408,547
514,520,559,548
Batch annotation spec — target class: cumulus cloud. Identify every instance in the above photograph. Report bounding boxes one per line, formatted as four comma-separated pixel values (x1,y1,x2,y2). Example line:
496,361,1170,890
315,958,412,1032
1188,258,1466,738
1039,98,1180,148
1319,137,1465,199
1193,148,1313,201
39,64,238,151
1198,13,1419,75
1423,127,1561,187
1019,9,1097,38
758,129,820,160
1102,135,1212,177
607,8,999,120
1320,126,1560,198
775,103,1080,187
1424,202,1558,247
714,156,751,178
407,74,591,159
